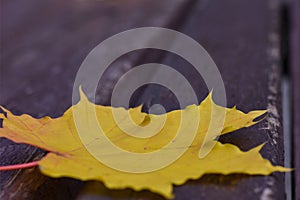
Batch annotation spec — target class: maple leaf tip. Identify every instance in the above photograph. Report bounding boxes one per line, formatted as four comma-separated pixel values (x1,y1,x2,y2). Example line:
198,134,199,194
78,86,89,102
0,105,7,112
0,113,5,119
208,89,214,97
201,90,214,105
0,106,8,119
277,166,293,172
254,142,266,151
249,110,268,125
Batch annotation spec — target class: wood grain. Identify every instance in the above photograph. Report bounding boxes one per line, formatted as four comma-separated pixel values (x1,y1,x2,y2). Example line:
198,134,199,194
291,0,300,199
0,0,287,199
126,0,286,199
0,0,195,199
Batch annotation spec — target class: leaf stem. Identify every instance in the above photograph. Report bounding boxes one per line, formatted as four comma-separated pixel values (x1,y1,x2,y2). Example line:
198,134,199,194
0,161,39,171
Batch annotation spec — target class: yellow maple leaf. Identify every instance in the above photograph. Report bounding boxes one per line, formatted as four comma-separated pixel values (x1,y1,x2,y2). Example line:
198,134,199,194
0,88,289,199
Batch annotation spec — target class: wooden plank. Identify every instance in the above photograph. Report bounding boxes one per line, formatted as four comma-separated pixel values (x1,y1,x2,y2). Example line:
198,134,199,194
0,0,196,199
0,0,287,199
78,0,287,199
126,0,286,199
291,0,300,198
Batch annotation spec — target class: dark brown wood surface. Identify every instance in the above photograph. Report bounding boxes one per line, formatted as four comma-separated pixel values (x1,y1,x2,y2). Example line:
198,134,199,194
125,0,287,199
0,0,288,199
292,0,300,199
0,0,195,199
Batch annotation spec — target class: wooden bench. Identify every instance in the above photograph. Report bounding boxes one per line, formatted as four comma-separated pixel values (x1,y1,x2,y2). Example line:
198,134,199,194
292,0,300,199
0,0,295,199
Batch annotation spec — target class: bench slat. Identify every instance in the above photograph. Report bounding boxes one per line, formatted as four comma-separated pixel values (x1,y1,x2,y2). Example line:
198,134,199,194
292,0,300,198
0,0,195,199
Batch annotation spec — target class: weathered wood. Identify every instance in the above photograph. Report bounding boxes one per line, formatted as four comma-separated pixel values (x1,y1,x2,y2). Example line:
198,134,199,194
78,0,287,199
0,0,195,199
291,0,300,198
0,0,287,199
129,0,286,199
